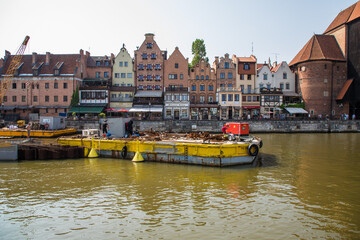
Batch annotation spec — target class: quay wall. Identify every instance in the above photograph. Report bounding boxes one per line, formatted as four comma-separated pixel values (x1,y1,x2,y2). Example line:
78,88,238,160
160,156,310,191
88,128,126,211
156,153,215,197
66,119,360,133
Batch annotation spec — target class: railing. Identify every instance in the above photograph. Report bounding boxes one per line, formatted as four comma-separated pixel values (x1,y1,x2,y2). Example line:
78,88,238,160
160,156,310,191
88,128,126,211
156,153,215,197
165,87,189,92
110,97,133,102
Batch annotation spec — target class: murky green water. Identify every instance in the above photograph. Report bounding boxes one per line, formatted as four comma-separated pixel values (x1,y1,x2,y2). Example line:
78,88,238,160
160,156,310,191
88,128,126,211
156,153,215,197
1,133,360,239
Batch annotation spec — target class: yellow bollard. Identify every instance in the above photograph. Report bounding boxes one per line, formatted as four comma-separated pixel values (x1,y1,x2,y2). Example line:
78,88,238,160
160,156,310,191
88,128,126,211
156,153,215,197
132,140,144,162
88,148,98,158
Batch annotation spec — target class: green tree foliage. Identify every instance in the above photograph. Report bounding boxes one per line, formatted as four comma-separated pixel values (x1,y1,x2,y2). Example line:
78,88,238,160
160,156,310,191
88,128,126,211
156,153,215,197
191,39,208,67
70,86,79,107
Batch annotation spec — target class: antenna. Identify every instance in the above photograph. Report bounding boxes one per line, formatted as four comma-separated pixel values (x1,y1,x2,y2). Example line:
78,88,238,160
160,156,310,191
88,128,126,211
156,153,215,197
272,53,280,62
251,42,254,55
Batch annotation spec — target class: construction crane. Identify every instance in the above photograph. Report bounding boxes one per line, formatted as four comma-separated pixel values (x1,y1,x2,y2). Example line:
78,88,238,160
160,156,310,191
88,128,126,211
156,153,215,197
0,35,30,104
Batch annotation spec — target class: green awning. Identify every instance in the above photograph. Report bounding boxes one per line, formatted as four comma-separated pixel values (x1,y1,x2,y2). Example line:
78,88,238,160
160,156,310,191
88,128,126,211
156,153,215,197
68,106,104,114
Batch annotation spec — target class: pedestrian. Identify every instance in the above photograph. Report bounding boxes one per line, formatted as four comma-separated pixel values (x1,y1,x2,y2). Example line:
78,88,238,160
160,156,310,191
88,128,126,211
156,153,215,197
102,120,108,135
26,122,32,138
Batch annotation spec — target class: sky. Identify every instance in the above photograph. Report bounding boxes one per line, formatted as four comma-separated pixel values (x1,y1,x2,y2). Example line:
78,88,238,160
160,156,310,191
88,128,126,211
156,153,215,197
0,0,358,65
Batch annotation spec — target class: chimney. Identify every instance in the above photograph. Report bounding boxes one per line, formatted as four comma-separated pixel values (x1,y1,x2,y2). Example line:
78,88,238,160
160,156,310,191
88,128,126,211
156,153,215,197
145,33,155,41
45,52,51,65
86,51,90,57
32,52,37,65
80,49,84,56
215,56,219,64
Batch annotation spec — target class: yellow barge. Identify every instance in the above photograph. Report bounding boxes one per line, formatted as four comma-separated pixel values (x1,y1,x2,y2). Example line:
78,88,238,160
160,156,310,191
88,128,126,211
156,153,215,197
0,128,77,138
57,137,262,167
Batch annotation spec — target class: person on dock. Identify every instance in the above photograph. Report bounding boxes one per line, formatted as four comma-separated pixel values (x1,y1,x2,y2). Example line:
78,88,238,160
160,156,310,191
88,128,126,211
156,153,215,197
26,122,32,138
102,120,108,135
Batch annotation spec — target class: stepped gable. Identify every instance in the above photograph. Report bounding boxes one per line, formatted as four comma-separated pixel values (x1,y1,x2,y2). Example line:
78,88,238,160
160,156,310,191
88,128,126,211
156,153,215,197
324,1,360,33
289,35,345,66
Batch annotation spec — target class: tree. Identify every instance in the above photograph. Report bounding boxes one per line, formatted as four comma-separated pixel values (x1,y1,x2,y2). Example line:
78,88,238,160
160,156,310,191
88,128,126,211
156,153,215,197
191,39,208,67
70,86,79,107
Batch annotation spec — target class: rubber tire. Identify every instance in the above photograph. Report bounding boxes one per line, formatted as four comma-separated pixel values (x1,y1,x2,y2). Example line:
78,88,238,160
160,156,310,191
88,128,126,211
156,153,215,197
121,146,127,159
248,144,259,156
259,140,263,148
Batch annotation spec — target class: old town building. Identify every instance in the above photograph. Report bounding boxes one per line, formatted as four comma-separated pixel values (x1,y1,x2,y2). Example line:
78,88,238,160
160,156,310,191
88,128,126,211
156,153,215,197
132,33,166,119
289,35,347,118
163,47,190,120
324,1,360,117
232,55,260,118
0,50,86,119
72,51,114,116
189,59,218,120
110,45,135,111
213,54,240,120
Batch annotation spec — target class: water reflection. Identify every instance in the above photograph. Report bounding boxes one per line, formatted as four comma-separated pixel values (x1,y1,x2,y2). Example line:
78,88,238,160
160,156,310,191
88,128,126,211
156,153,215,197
1,134,360,239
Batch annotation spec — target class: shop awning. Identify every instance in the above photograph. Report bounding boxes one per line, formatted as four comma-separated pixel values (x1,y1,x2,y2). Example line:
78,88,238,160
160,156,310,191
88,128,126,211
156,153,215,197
336,79,353,101
68,106,104,114
135,91,163,98
242,106,260,109
129,107,163,112
284,107,308,114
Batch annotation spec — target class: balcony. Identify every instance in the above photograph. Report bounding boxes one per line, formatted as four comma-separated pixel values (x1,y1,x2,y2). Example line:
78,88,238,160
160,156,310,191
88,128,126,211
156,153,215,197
110,97,133,102
217,87,241,92
165,87,189,92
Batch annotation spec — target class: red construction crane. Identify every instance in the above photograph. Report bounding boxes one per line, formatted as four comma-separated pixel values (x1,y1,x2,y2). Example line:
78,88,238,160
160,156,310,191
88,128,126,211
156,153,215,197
0,36,30,104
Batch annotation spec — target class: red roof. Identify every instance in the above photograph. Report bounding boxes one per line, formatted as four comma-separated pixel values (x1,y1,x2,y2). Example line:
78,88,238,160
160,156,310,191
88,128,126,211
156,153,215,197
324,1,360,33
236,55,257,63
289,35,345,66
336,79,353,100
1,53,81,75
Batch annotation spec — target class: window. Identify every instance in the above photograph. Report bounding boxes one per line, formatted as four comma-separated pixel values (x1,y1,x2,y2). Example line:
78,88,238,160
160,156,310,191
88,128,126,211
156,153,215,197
263,74,268,80
209,85,213,91
115,73,120,78
151,53,156,59
127,73,132,78
96,72,101,78
119,62,123,67
200,96,205,103
244,63,250,70
33,96,37,102
247,74,251,80
324,64,327,69
45,83,49,89
228,94,233,101
155,75,161,81
175,63,178,68
259,84,264,89
121,73,126,78
45,96,49,102
324,78,328,84
222,94,226,101
228,73,233,79
180,74,183,79
104,72,109,78
220,84,225,87
105,61,109,66
253,96,257,101
247,96,252,102
147,85,152,90
147,64,152,70
155,85,161,90
200,85,205,91
63,83,68,89
220,73,225,79
147,75,152,81
191,85,196,91
228,84,232,88
21,83,26,89
196,75,199,80
286,83,290,89
12,96,16,102
240,85,244,93
138,64,144,70
54,96,58,102
169,74,178,79
225,62,229,69
242,96,246,102
147,43,152,48
96,61,100,66
280,83,284,89
124,61,128,67
267,84,271,89
138,85,144,90
235,94,239,101
283,73,287,79
201,75,204,80
240,74,244,80
206,75,209,80
247,85,251,93
155,64,161,70
12,83,16,89
54,82,58,89
22,96,26,102
139,75,144,81
63,96,68,102
142,53,148,59
209,96,213,102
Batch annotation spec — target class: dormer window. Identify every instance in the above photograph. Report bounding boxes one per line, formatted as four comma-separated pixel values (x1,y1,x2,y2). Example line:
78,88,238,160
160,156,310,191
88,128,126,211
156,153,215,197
225,62,229,69
33,69,39,76
96,61,101,66
54,69,60,76
104,61,109,66
244,63,250,70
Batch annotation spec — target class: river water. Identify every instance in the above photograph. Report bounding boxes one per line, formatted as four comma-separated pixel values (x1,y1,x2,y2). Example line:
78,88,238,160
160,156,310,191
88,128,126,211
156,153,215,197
0,133,360,239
